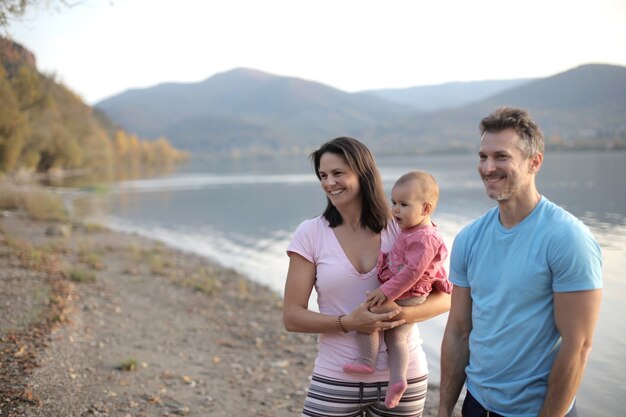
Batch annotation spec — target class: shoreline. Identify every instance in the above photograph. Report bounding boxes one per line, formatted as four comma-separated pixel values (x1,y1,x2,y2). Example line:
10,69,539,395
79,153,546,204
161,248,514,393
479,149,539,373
0,209,453,416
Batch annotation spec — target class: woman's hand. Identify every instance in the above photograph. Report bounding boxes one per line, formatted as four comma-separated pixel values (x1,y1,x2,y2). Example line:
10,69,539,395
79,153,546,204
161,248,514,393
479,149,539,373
343,301,405,334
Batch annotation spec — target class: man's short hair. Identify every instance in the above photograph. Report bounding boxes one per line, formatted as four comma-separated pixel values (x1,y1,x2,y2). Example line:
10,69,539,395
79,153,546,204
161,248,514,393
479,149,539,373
479,106,545,157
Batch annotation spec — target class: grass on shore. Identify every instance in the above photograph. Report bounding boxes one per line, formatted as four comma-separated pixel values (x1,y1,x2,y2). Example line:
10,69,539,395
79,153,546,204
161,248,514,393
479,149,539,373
68,269,96,283
0,181,68,222
77,244,105,270
116,357,138,372
2,233,64,274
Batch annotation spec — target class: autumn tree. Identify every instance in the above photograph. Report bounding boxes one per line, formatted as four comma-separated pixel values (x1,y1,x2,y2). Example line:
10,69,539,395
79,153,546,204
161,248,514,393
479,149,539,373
0,64,25,171
1,36,188,179
0,0,74,27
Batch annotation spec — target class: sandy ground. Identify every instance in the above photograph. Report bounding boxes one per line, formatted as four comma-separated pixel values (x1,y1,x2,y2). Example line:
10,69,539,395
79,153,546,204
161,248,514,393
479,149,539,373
0,210,456,416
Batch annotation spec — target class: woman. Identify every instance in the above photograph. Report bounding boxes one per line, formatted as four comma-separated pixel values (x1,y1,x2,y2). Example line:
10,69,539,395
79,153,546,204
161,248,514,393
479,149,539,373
283,137,451,416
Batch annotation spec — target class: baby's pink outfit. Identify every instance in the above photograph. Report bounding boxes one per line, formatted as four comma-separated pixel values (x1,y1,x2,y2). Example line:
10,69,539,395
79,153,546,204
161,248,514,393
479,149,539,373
377,223,451,301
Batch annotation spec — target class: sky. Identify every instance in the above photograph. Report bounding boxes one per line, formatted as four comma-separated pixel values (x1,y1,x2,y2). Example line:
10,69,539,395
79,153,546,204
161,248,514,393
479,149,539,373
5,0,626,104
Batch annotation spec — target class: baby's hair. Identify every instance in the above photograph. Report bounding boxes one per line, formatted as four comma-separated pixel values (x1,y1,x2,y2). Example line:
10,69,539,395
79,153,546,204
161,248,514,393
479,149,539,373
395,170,440,209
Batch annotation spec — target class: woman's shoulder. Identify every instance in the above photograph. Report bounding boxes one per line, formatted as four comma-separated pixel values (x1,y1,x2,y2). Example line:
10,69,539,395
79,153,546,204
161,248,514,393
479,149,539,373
381,219,400,245
294,215,330,236
297,215,327,228
385,219,400,234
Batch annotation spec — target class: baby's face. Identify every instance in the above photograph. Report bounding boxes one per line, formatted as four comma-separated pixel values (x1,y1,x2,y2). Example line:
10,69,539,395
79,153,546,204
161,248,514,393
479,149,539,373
390,182,427,229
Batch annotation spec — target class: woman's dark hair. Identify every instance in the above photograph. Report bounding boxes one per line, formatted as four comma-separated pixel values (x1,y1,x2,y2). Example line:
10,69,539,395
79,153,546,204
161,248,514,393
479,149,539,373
310,136,389,233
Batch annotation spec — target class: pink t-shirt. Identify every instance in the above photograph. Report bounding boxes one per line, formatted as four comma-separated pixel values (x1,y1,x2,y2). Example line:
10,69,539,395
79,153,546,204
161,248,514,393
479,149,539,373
287,215,428,382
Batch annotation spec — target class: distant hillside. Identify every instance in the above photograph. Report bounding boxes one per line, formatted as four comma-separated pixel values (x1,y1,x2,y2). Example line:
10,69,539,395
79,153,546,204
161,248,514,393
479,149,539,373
483,64,626,141
364,64,626,153
96,64,626,156
96,68,416,152
359,79,533,111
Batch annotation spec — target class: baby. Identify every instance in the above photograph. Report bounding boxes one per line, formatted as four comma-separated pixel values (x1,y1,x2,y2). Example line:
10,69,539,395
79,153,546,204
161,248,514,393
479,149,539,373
343,170,452,408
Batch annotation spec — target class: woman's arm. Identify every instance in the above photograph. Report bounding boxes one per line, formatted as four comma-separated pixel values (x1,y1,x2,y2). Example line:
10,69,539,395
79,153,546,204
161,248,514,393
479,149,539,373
370,289,451,323
283,252,331,333
283,252,405,334
400,289,451,323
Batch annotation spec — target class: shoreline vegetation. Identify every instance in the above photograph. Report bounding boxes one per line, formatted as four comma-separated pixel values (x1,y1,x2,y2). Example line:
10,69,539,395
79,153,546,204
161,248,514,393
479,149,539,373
0,183,456,416
1,37,189,187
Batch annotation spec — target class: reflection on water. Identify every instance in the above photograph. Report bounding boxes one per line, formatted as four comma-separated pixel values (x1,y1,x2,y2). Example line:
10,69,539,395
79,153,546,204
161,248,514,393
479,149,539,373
48,163,184,189
77,150,625,417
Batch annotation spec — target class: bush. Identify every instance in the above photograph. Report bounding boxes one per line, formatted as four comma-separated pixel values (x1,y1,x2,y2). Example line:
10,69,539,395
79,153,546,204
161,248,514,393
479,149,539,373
0,181,68,221
23,188,68,221
0,181,22,209
68,269,96,283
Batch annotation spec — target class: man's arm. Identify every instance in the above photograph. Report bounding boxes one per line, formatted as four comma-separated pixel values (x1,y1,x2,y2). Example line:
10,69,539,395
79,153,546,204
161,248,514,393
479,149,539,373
538,289,602,417
438,286,472,417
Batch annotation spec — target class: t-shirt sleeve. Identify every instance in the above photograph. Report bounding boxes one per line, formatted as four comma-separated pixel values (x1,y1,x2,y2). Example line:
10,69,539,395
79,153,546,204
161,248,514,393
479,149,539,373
381,220,400,252
549,221,603,292
449,227,470,288
286,218,318,264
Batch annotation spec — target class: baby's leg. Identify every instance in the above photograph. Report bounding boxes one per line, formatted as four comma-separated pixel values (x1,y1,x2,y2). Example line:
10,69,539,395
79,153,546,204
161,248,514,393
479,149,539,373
343,331,380,374
344,298,398,374
344,298,400,374
383,322,413,408
383,296,426,408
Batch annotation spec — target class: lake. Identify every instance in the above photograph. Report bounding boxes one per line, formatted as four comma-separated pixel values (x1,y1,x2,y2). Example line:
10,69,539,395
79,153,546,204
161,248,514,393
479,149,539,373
83,150,626,416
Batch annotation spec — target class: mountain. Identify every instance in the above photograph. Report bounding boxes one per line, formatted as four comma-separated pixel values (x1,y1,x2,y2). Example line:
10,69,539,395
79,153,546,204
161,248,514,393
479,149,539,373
96,68,416,152
482,64,626,141
359,79,533,111
362,64,626,153
96,64,626,155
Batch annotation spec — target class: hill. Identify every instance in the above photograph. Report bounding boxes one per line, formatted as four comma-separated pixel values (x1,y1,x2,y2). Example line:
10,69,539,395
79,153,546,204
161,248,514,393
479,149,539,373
365,64,626,153
359,79,533,111
96,68,415,153
96,64,626,156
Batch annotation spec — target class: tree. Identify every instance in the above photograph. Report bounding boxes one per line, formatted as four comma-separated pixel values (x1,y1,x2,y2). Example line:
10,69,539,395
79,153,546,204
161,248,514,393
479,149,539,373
11,64,44,110
1,37,187,178
0,64,26,172
0,1,74,28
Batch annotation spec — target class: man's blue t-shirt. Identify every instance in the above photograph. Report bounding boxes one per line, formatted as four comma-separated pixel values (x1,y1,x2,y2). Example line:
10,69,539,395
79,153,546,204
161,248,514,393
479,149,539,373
450,197,602,417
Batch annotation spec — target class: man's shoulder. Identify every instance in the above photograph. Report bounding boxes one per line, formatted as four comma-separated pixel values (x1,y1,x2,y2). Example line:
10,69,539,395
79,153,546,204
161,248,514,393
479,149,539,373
538,198,591,235
538,197,571,218
458,207,499,236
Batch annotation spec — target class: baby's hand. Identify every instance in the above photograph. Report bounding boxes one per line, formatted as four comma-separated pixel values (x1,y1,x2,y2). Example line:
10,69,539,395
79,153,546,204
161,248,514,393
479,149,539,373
366,288,388,307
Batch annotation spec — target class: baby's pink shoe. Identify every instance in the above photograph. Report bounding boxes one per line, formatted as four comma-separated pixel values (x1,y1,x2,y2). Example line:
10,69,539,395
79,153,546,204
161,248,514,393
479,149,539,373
385,380,408,409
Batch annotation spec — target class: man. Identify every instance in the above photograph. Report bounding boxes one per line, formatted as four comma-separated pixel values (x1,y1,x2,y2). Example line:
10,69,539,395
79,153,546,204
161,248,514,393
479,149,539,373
438,107,602,417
